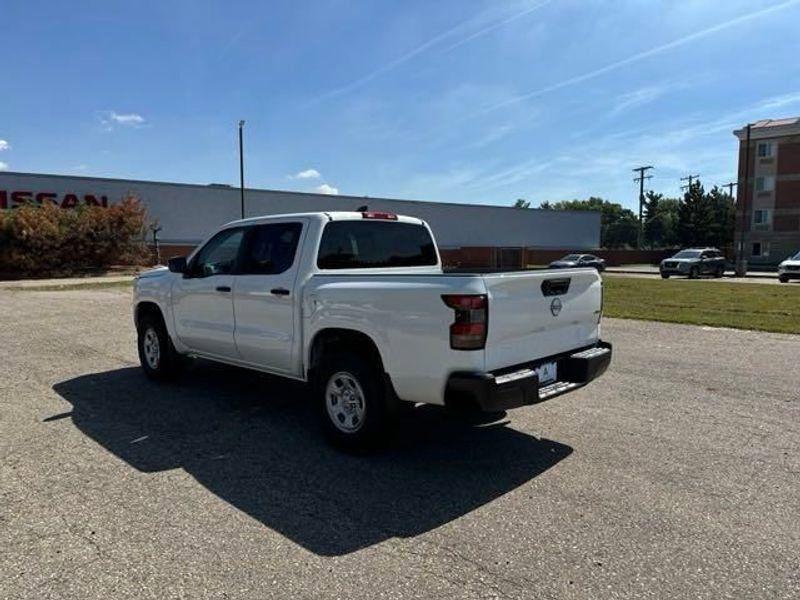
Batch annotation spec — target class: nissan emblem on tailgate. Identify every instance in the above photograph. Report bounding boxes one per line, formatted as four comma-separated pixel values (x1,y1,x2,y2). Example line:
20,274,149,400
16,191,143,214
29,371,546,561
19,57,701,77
550,297,562,317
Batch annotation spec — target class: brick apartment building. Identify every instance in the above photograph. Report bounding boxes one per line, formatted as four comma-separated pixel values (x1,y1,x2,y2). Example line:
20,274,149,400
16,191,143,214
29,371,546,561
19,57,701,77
734,117,800,266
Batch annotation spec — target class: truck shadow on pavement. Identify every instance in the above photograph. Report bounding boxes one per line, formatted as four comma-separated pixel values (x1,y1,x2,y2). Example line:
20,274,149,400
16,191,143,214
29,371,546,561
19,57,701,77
52,362,572,556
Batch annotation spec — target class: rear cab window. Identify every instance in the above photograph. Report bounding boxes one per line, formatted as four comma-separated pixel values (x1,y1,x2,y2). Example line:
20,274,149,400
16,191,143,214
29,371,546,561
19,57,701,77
317,220,438,269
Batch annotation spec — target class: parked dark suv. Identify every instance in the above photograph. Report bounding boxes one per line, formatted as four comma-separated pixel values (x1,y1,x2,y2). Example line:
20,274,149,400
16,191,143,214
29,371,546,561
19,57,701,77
660,248,726,279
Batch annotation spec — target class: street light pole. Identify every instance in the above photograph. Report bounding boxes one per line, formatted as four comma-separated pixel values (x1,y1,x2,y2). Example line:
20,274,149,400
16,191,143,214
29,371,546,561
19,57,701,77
238,120,245,219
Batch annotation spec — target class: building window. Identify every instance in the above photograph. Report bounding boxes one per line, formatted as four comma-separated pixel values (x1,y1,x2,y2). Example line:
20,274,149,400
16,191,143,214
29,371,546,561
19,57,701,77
753,209,771,225
755,176,774,192
751,242,769,257
757,142,773,158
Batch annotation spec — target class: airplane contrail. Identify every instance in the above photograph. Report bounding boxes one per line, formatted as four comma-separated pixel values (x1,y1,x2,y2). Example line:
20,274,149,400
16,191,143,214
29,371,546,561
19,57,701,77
306,1,555,106
479,0,800,115
440,0,554,53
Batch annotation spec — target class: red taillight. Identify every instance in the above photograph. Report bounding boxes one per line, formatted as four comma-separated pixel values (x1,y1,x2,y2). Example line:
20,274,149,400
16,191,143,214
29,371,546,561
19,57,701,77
442,294,487,350
361,211,398,220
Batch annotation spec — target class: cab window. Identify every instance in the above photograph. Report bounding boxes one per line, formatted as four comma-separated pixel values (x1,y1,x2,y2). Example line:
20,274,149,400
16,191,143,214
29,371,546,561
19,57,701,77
188,228,246,277
317,221,437,269
239,222,303,275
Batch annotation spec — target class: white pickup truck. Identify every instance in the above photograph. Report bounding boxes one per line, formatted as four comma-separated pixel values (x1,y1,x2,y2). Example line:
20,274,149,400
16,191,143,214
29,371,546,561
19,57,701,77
133,210,611,449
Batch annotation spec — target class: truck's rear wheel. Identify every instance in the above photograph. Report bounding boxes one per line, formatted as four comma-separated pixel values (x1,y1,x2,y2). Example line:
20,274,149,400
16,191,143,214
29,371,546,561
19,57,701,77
316,352,392,451
137,314,184,381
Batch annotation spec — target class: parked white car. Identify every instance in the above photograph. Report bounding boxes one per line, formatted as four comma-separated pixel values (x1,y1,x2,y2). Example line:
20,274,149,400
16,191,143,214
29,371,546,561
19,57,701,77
778,250,800,283
133,211,611,449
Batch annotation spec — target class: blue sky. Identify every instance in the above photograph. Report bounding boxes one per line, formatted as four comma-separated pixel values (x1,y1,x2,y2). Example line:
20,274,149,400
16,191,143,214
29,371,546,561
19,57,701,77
2,0,800,210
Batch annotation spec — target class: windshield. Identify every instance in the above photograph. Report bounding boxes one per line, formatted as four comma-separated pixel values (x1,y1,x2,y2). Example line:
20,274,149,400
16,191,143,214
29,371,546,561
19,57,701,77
792,251,800,260
561,254,581,261
673,250,701,259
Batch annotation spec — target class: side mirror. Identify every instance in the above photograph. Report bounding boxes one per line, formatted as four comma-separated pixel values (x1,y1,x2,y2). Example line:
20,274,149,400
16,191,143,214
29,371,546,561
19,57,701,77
168,256,187,274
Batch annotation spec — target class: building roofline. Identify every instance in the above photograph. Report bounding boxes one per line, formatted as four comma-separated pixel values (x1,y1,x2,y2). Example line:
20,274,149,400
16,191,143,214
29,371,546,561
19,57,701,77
0,170,597,217
733,117,800,140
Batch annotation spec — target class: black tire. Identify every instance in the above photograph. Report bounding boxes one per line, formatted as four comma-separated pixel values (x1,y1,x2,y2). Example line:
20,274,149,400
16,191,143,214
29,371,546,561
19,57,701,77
137,313,185,381
315,351,394,452
779,275,789,283
689,266,699,279
714,266,724,278
661,273,670,279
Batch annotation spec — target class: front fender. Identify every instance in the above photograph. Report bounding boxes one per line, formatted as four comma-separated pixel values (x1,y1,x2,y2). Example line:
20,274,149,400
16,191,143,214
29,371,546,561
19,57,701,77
133,271,186,352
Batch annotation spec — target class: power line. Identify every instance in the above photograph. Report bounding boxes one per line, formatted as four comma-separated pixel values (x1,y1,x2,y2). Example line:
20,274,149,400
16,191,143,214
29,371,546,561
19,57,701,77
680,174,700,191
632,165,653,249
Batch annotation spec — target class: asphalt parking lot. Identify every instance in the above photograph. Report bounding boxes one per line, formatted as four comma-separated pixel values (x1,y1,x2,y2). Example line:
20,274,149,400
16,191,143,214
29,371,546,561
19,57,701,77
1,288,798,599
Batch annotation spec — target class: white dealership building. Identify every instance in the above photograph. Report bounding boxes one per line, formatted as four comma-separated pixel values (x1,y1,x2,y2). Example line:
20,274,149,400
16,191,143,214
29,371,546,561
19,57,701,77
0,171,600,268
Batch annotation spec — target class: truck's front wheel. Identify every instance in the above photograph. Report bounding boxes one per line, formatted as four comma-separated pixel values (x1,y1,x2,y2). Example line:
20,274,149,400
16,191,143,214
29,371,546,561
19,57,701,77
316,352,392,451
137,314,185,381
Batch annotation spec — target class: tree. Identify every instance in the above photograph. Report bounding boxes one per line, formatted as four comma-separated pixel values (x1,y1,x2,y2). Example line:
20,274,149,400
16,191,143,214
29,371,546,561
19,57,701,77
536,197,639,248
678,181,714,247
705,186,735,251
0,196,150,277
676,180,734,250
513,198,531,208
643,191,680,248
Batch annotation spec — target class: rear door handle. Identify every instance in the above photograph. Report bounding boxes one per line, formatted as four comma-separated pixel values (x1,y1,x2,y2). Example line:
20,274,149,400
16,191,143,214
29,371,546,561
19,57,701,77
215,286,232,293
270,287,290,296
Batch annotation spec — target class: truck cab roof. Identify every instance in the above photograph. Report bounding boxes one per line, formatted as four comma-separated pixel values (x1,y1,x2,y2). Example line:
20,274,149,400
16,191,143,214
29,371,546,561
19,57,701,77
223,211,426,229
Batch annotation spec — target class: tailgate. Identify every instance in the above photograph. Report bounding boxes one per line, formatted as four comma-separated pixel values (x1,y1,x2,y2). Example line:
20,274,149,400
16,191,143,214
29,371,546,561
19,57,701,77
482,269,602,371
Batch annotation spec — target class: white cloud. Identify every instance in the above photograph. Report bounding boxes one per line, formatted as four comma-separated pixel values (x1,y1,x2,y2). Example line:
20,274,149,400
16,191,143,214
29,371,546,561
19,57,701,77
609,85,670,116
289,168,337,194
315,183,339,195
293,168,321,180
0,140,10,151
99,111,146,130
466,123,515,149
110,111,145,125
0,161,8,171
756,90,800,111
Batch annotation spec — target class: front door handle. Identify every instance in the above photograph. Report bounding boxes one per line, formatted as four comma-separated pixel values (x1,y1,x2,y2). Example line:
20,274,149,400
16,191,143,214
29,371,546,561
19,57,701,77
215,286,232,293
270,287,290,296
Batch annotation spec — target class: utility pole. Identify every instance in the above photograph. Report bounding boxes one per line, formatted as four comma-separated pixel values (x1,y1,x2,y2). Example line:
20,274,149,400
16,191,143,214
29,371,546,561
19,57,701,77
736,123,752,276
632,165,653,248
680,174,700,192
723,181,738,201
238,120,246,219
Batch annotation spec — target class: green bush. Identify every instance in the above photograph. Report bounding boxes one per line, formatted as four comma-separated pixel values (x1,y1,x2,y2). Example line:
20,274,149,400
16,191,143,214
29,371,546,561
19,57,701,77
0,196,151,277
